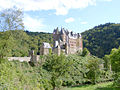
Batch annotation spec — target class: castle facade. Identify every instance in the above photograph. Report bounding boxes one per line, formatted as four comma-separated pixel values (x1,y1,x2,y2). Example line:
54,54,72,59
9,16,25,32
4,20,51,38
53,27,83,55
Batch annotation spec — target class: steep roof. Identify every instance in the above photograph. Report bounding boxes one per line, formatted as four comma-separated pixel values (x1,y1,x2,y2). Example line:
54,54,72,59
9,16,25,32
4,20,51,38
60,28,66,34
53,27,59,34
42,42,51,48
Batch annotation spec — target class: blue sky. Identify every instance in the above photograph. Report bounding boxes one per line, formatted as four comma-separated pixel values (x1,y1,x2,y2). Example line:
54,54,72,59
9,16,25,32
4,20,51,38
0,0,120,33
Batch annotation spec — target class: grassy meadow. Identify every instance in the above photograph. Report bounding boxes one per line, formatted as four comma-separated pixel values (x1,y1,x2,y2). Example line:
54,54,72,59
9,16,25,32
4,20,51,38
64,82,120,90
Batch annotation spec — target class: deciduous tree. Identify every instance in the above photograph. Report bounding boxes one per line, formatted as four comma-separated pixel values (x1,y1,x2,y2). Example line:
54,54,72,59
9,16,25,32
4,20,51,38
0,7,24,32
43,54,73,90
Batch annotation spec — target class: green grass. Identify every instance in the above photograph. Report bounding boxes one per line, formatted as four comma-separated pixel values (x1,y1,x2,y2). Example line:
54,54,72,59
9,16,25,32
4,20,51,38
63,82,120,90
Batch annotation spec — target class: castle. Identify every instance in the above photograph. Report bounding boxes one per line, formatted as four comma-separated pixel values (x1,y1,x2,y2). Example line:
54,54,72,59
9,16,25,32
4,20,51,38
8,27,83,62
52,27,83,55
40,27,83,55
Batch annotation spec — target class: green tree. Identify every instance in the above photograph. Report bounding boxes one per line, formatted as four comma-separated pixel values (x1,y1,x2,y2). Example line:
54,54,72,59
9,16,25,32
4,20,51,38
103,55,111,71
82,48,90,57
43,54,73,90
85,56,102,84
0,7,25,58
65,54,89,86
110,48,120,73
109,47,120,86
0,7,24,32
0,31,14,58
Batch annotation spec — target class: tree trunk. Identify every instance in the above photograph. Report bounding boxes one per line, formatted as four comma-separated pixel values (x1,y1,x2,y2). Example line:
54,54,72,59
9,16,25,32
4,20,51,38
53,86,56,90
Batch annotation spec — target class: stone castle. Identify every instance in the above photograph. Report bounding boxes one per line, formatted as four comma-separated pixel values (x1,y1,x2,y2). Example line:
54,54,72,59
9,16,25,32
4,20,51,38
40,27,83,55
8,27,83,62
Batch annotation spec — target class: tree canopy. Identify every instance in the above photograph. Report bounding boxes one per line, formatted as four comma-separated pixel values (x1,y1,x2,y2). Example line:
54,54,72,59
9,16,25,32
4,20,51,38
0,7,24,32
82,23,120,58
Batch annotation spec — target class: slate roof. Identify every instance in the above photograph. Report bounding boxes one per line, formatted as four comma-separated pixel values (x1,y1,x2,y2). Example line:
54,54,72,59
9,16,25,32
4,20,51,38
43,42,51,48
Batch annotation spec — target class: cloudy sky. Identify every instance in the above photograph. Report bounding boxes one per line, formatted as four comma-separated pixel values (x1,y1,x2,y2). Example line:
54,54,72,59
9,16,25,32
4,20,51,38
0,0,120,33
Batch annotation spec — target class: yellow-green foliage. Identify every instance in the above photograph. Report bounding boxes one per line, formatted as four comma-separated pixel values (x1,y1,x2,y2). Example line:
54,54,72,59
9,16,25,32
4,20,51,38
0,53,113,90
82,23,120,58
109,47,120,87
0,59,51,90
64,82,119,90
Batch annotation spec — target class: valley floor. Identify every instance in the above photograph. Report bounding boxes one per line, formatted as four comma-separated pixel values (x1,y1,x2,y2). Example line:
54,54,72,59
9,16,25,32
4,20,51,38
63,82,119,90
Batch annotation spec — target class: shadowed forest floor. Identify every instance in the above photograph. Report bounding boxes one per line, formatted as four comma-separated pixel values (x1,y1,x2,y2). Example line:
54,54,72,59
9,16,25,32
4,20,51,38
63,82,120,90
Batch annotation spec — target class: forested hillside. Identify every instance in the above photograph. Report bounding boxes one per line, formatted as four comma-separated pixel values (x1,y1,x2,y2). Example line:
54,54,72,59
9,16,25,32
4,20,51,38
1,23,120,58
25,31,53,55
0,30,53,57
26,23,120,58
82,23,120,58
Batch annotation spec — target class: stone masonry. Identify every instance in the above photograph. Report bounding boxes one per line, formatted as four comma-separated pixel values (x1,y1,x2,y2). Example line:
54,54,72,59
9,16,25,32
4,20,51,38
53,27,83,55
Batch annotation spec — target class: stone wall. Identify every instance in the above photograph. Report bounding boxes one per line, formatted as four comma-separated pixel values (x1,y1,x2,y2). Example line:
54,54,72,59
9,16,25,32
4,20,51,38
30,55,40,62
8,57,31,62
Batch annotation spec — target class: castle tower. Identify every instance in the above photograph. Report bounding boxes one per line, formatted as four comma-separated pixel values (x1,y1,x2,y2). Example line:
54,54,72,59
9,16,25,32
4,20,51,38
40,42,52,55
60,28,66,44
57,44,61,56
53,27,59,47
53,44,61,56
65,43,69,54
29,50,34,57
77,33,83,51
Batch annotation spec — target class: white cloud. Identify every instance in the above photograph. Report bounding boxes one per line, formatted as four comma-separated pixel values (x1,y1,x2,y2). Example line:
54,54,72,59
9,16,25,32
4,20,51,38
81,21,88,24
97,0,112,2
103,0,112,2
0,0,96,15
23,14,45,32
65,17,75,23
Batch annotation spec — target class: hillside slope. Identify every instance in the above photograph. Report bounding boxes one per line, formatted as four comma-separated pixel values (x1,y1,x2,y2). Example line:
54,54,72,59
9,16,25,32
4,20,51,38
0,30,53,57
1,23,120,58
82,23,120,58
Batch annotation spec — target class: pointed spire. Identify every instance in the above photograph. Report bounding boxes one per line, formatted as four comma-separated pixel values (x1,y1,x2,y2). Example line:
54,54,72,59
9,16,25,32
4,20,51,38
53,27,59,34
60,27,65,34
77,33,82,38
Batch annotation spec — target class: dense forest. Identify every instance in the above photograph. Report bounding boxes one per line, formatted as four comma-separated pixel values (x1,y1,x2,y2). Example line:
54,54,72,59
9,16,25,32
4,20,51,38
82,23,120,58
25,31,53,55
0,30,53,57
0,51,113,90
23,23,120,58
26,23,120,58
